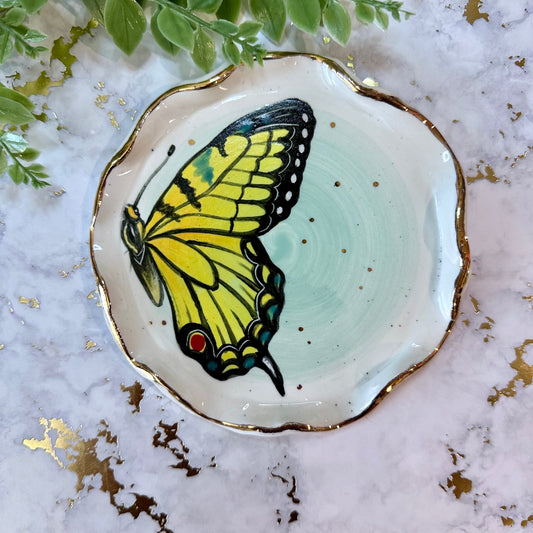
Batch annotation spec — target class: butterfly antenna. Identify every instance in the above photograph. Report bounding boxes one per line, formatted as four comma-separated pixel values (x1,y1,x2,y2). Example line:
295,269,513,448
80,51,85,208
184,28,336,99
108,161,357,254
258,354,285,396
133,144,176,207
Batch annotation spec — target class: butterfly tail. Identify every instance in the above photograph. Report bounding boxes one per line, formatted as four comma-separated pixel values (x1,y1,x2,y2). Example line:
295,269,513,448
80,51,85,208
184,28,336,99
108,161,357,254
257,353,285,396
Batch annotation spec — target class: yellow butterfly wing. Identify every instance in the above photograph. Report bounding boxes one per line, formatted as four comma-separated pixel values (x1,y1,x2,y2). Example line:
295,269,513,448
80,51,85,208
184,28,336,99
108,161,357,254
122,99,316,395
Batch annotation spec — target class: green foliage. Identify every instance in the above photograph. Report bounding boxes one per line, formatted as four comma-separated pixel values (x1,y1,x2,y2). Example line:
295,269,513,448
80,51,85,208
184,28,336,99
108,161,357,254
0,0,414,188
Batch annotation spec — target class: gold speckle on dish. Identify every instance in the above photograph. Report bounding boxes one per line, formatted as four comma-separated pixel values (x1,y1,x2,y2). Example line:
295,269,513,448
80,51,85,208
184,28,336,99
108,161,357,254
488,339,533,405
322,35,331,44
19,296,40,309
118,97,126,106
120,381,145,413
53,188,66,197
463,0,489,25
466,162,500,184
0,344,4,350
478,316,495,330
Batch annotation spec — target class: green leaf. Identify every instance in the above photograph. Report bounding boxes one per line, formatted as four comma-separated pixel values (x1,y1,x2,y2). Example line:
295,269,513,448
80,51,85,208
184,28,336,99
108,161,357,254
249,0,286,43
286,0,320,34
4,7,27,26
0,132,29,153
150,8,180,55
187,0,223,13
0,85,34,111
0,96,36,125
19,0,48,14
0,149,7,174
23,28,47,42
104,0,147,55
374,8,389,30
191,28,215,72
0,1,17,8
390,8,400,22
211,19,239,35
216,0,241,23
8,163,25,184
81,0,106,25
323,0,351,45
0,30,14,63
157,7,195,52
19,146,40,161
237,20,262,38
223,38,240,65
240,46,253,67
27,162,47,176
355,3,375,25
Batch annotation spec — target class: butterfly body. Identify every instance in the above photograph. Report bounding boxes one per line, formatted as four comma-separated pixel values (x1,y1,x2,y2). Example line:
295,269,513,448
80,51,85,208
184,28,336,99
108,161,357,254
121,99,316,396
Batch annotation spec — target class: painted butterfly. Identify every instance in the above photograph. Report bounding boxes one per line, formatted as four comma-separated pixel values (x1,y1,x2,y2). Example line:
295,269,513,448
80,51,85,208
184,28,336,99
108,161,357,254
121,98,316,396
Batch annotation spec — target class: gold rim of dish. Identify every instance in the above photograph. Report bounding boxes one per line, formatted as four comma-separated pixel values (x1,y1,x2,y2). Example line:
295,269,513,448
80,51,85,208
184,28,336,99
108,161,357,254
89,52,470,434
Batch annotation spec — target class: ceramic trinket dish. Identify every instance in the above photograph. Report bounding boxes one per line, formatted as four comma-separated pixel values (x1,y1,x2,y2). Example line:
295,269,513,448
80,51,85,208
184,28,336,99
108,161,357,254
90,53,469,432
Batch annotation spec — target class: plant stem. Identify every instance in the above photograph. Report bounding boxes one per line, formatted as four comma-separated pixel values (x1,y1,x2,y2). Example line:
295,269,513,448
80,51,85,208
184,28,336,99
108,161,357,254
354,0,413,15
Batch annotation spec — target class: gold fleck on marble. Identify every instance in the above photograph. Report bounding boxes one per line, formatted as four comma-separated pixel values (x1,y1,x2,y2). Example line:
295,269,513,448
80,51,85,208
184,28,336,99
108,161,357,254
501,516,515,526
463,0,489,25
152,421,214,476
53,188,66,197
467,162,499,184
488,339,533,405
108,111,119,130
0,344,4,350
118,97,126,106
479,316,494,330
322,36,331,44
470,295,481,314
95,81,105,90
94,94,110,109
507,103,522,122
19,296,40,309
120,381,145,413
85,340,99,351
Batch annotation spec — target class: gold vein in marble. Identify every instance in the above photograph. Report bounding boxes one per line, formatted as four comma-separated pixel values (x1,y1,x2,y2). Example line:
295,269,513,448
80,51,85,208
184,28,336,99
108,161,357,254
439,446,472,499
120,381,145,413
463,0,489,25
14,20,97,98
23,418,172,531
488,339,533,405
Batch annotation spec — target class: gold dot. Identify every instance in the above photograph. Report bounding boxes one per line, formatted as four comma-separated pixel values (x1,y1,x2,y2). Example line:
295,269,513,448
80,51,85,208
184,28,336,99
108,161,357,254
330,122,336,128
334,181,341,187
188,139,195,145
309,217,315,222
359,286,363,290
297,384,303,390
307,340,311,345
149,321,153,325
373,181,379,187
367,267,373,272
298,327,304,332
162,320,167,325
341,249,347,254
302,239,307,244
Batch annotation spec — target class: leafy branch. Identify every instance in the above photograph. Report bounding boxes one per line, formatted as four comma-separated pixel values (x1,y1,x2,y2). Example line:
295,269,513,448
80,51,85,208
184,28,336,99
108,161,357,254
0,0,413,188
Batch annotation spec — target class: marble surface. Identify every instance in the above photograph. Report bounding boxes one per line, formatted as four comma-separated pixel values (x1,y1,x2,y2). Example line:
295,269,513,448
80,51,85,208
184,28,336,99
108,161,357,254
1,0,532,531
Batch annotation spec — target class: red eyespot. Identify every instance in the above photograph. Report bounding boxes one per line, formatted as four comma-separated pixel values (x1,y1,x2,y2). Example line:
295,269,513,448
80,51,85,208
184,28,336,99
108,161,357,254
189,332,206,353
